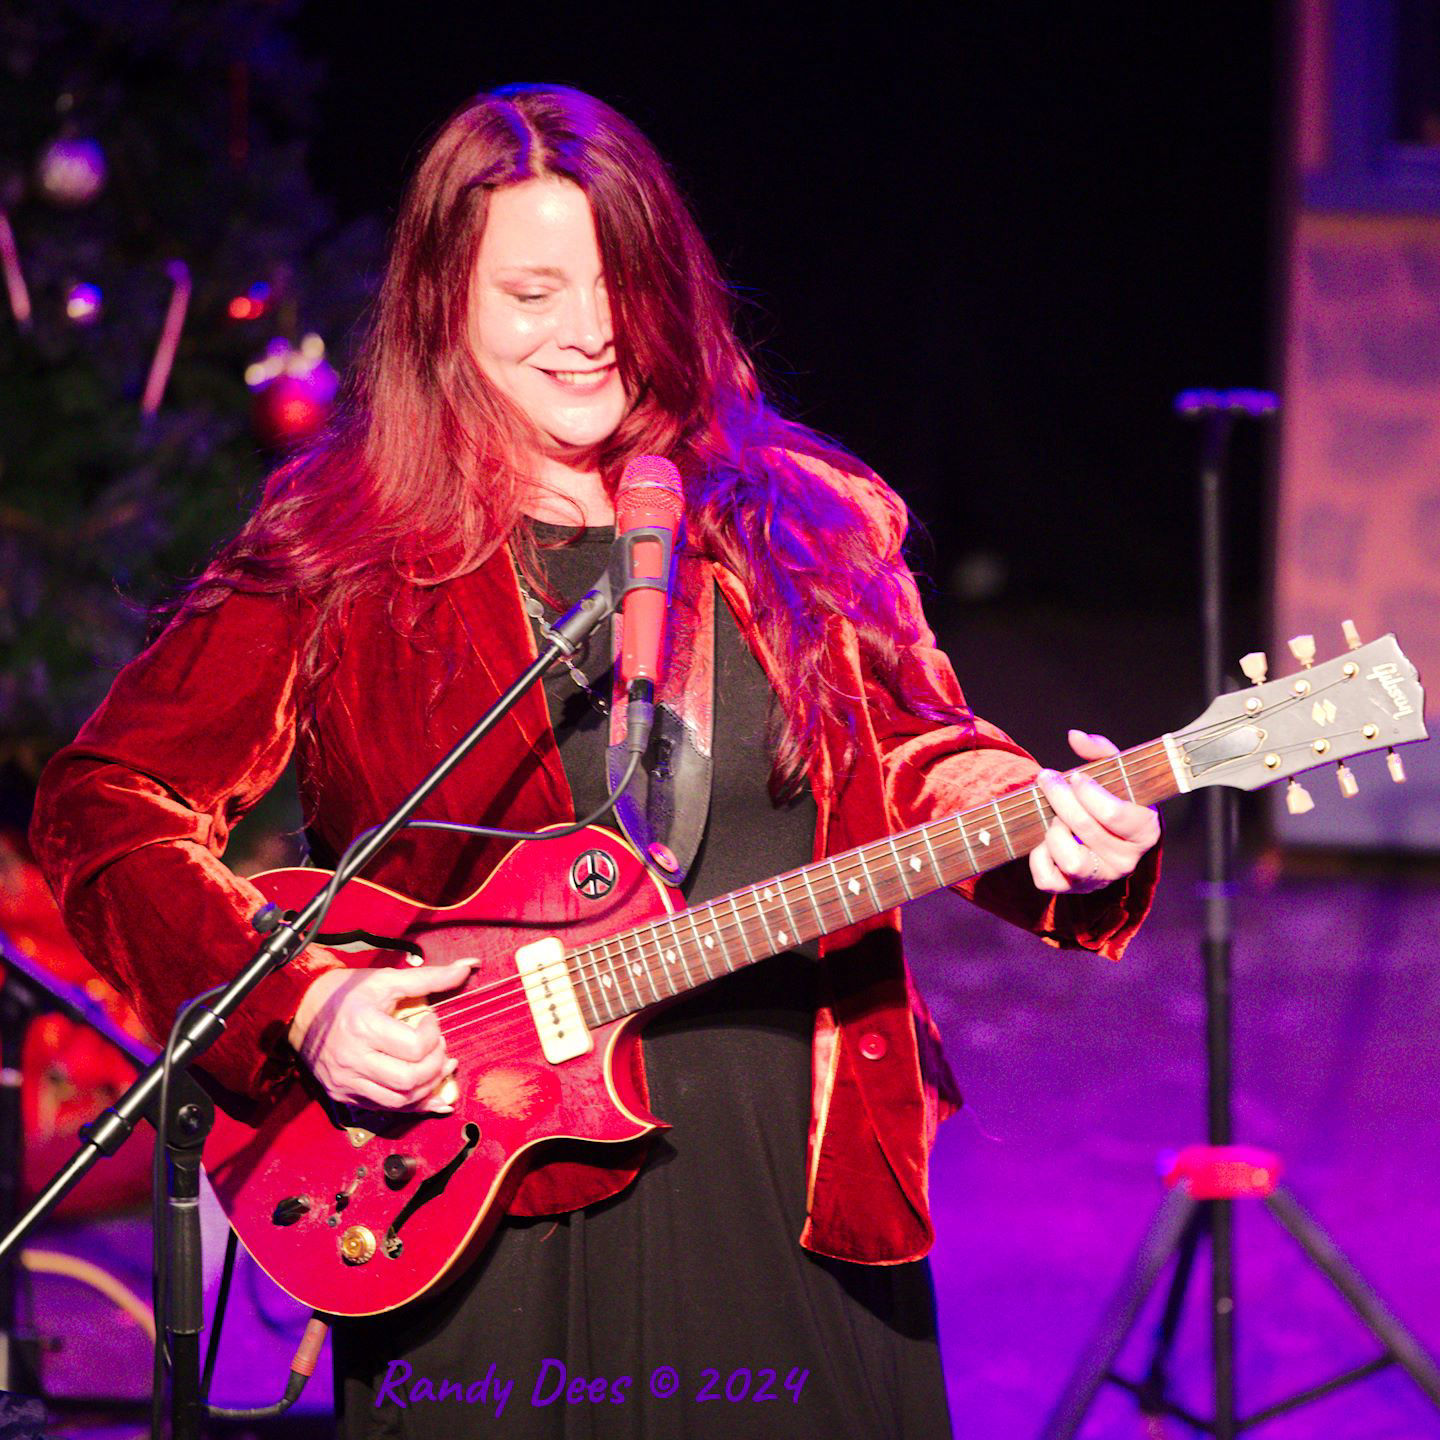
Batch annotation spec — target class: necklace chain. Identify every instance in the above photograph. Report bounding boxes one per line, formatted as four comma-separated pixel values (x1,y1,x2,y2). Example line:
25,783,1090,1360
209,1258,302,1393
516,575,610,713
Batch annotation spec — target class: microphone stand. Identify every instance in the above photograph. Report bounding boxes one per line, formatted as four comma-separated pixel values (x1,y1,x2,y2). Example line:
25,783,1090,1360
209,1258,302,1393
1040,391,1440,1438
0,559,636,1440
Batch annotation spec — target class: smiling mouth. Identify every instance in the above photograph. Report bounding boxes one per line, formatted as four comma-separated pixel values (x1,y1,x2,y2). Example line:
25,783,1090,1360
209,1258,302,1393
539,366,616,389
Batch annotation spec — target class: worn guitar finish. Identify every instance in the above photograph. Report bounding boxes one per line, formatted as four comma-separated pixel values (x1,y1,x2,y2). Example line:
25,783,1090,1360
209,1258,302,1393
202,634,1427,1316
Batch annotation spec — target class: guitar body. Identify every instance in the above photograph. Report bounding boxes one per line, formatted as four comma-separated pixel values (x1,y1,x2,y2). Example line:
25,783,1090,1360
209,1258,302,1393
203,826,674,1317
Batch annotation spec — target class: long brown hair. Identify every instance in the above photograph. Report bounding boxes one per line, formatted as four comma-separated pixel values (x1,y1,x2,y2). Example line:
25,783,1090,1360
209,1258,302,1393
179,84,968,792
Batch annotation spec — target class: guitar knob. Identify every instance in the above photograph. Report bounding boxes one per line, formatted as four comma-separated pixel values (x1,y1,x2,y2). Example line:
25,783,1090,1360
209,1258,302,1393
1341,618,1362,651
383,1154,417,1190
1388,749,1407,784
272,1196,311,1227
339,1225,377,1266
1288,634,1316,669
1336,763,1359,798
1285,779,1314,815
1239,652,1268,685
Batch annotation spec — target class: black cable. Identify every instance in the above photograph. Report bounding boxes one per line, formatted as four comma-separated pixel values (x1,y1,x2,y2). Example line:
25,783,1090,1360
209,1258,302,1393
284,750,644,963
200,1227,238,1402
151,982,225,1440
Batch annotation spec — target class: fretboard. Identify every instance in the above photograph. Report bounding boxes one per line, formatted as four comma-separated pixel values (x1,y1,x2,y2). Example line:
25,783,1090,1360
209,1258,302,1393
565,739,1178,1030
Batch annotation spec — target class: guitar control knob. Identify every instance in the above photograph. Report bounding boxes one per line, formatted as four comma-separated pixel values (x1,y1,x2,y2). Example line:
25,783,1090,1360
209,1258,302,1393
272,1196,311,1227
1285,779,1314,815
383,1154,417,1190
1336,763,1359,799
339,1225,377,1266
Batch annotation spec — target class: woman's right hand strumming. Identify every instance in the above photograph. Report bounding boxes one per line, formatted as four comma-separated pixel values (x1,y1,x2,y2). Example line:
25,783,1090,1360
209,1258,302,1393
287,958,476,1112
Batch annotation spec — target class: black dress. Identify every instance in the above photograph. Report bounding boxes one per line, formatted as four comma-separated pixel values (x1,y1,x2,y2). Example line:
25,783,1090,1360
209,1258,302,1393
333,526,953,1439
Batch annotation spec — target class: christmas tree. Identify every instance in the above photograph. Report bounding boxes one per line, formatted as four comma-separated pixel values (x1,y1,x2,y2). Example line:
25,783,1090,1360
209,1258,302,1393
0,0,380,777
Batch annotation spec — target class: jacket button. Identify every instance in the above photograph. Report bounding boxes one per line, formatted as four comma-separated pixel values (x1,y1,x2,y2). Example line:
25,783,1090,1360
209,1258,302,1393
858,1031,888,1061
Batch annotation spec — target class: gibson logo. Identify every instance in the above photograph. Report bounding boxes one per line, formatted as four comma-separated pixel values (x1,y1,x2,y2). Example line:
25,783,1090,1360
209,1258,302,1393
1367,662,1414,719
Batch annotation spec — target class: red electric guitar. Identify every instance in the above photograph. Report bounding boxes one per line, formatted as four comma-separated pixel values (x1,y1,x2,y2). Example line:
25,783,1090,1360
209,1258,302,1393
203,631,1427,1316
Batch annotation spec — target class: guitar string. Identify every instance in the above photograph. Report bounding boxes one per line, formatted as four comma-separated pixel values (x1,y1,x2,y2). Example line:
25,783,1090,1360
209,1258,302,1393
418,748,1184,1042
350,684,1380,1064
421,746,1185,1038
388,676,1365,1041
419,746,1172,1023
379,671,1370,1027
408,677,1350,1028
429,717,1360,1054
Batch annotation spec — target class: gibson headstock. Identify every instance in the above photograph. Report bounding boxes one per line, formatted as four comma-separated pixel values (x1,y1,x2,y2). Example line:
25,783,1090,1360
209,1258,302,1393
1169,628,1427,807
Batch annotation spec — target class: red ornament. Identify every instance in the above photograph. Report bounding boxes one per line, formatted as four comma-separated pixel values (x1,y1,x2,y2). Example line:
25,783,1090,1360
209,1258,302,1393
251,373,329,448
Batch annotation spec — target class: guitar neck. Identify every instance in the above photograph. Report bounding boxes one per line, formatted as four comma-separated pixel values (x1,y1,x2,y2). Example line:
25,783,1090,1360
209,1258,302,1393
566,739,1179,1030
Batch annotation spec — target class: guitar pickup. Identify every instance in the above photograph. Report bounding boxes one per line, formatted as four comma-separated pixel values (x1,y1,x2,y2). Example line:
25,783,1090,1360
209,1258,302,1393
514,937,593,1065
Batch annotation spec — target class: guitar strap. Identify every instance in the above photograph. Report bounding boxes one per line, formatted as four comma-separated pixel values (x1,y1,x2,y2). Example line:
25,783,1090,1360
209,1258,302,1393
604,550,715,887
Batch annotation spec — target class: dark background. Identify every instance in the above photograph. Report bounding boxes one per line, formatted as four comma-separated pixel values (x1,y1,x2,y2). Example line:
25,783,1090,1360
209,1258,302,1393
291,3,1279,617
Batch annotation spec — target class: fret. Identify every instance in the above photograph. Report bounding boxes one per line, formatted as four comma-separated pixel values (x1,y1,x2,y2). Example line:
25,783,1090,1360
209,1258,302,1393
615,935,646,1012
799,867,828,932
919,824,945,885
828,858,856,923
773,878,803,949
725,894,753,965
571,943,603,1025
684,909,714,985
637,924,665,1003
1031,785,1048,832
594,937,620,1015
654,918,682,997
993,800,1015,859
751,883,780,953
887,836,914,900
954,815,977,872
856,847,883,912
1115,752,1136,803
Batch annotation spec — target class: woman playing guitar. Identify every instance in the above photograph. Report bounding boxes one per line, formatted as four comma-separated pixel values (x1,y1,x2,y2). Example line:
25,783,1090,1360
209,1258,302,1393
31,85,1159,1439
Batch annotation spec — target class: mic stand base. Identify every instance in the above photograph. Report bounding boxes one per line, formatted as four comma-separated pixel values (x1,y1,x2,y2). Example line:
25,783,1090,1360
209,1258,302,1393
1039,1175,1440,1438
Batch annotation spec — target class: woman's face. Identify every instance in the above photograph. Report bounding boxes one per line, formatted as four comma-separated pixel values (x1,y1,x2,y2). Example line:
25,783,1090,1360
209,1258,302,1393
469,178,627,456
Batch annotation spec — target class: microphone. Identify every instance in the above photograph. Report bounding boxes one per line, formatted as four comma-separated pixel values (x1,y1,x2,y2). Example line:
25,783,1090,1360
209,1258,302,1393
613,455,683,753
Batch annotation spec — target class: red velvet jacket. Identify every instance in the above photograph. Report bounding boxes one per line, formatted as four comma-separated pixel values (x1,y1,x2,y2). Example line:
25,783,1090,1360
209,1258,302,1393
29,473,1157,1266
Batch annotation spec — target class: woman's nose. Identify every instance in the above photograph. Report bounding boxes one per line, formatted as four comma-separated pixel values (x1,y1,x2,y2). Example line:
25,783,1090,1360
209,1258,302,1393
557,285,610,357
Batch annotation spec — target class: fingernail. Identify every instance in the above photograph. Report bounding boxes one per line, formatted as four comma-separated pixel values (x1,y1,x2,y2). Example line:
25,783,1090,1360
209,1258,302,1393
1039,768,1059,784
445,1058,458,1076
434,1105,454,1115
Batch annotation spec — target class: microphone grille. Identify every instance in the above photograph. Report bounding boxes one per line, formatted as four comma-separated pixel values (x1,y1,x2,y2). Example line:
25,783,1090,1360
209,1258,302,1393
617,455,684,522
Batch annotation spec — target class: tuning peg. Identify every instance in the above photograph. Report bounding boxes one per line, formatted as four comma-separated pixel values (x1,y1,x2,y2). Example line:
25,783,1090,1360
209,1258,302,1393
1240,652,1268,685
1288,634,1316,668
1285,779,1315,814
1388,749,1407,784
1341,618,1362,651
1336,762,1359,798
